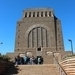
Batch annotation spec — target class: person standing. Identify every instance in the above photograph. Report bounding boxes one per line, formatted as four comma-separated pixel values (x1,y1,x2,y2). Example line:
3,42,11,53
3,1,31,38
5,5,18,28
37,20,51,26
23,55,27,64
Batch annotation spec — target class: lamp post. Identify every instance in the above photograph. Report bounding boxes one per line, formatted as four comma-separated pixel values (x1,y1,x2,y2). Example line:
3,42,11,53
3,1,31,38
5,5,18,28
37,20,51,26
68,39,73,55
0,42,3,55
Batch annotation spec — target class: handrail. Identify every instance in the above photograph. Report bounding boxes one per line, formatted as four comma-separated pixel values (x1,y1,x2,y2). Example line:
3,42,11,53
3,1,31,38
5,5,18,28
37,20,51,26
54,57,67,75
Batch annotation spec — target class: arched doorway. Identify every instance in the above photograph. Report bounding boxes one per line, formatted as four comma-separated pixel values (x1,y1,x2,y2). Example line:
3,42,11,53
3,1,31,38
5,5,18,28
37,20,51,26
27,26,51,48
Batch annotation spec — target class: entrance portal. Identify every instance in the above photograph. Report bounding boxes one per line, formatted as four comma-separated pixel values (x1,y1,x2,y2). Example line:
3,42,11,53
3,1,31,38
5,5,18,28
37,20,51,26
36,47,42,56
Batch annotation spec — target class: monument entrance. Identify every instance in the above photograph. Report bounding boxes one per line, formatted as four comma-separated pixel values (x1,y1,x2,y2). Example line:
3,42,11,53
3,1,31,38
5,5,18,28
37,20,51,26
36,47,42,57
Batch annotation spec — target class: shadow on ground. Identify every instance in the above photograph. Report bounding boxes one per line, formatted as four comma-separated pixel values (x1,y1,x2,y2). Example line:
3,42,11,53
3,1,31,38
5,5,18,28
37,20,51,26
6,64,19,75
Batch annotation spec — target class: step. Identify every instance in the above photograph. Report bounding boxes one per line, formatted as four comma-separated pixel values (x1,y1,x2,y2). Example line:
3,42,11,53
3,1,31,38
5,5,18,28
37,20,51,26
7,64,60,75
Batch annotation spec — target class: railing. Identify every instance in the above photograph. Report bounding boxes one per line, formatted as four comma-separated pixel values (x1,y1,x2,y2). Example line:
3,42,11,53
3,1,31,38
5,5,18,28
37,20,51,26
54,57,67,75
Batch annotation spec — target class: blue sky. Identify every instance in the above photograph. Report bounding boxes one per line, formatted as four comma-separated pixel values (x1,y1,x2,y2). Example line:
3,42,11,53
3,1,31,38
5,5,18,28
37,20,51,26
0,0,75,54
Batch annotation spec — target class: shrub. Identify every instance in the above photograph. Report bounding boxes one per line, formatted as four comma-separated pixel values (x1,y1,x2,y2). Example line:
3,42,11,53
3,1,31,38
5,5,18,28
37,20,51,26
0,54,10,62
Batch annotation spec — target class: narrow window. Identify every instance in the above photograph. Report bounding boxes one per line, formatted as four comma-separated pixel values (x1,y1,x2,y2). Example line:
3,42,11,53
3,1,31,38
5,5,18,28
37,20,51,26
59,41,60,43
18,36,20,38
59,48,61,49
45,11,47,17
41,12,43,17
25,12,27,17
18,24,20,26
18,30,20,32
33,12,35,17
18,49,19,51
58,34,60,36
18,42,19,44
37,12,39,17
29,12,31,17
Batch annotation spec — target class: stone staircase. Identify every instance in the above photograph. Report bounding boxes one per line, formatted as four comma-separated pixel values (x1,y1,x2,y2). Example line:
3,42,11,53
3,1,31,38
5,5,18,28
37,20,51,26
60,57,75,75
7,64,60,75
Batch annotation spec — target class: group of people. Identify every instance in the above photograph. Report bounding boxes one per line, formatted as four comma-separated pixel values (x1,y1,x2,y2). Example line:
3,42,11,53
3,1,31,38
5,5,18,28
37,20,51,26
14,55,43,65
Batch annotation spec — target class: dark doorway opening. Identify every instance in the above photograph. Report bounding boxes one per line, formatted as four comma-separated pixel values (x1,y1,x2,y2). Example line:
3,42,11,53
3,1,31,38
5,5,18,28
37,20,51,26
37,47,41,51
